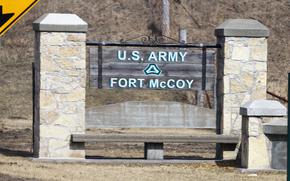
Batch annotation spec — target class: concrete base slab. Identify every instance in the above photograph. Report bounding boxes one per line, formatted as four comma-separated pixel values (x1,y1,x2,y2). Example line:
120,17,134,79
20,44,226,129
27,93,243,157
239,168,286,173
32,158,234,165
86,101,216,129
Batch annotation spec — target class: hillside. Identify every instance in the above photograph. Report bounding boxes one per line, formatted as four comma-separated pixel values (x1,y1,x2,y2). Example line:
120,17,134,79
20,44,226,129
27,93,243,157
0,0,289,119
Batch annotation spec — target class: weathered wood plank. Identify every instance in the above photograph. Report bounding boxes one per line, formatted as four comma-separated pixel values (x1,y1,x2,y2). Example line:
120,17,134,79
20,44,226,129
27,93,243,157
91,63,215,72
93,71,215,78
92,71,215,78
90,76,215,90
71,134,240,144
89,47,216,64
90,64,215,77
91,72,215,80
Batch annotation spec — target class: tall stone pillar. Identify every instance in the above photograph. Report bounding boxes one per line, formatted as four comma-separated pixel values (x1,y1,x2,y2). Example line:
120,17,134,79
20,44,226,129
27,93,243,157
33,13,88,159
215,19,269,158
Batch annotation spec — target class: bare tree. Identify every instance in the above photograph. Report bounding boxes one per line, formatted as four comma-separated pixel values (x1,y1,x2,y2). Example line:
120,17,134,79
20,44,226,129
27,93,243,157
161,0,170,38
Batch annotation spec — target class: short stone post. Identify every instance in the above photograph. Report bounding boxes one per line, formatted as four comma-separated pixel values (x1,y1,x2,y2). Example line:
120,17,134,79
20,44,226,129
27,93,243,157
240,100,287,169
215,19,269,158
144,142,164,160
33,13,88,159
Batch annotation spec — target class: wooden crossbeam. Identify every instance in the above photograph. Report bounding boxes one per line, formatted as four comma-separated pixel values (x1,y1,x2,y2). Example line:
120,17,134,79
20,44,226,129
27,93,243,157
71,134,240,144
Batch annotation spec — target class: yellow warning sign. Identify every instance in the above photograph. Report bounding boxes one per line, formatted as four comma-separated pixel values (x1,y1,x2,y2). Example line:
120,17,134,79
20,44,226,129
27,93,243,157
0,0,40,36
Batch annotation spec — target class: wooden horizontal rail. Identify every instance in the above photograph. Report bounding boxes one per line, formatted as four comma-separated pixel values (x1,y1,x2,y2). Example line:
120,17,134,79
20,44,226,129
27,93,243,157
71,134,240,144
86,41,221,48
90,76,215,90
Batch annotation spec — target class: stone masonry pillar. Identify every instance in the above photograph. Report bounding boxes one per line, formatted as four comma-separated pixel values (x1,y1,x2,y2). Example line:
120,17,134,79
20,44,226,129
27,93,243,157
215,19,269,158
33,13,88,159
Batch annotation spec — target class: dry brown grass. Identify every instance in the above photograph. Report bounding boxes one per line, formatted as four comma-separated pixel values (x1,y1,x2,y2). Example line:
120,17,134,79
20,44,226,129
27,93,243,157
0,154,285,181
0,0,289,118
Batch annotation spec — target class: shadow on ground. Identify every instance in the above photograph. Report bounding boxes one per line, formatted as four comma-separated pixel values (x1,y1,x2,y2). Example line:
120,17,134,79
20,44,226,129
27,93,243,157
0,147,32,157
0,173,41,181
0,128,240,168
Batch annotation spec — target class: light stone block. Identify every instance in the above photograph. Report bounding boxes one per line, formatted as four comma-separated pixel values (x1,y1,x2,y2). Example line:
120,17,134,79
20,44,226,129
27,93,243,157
256,72,267,86
40,111,59,124
67,34,86,42
223,76,230,94
255,61,267,72
41,33,66,46
241,62,255,73
48,139,69,152
224,60,241,75
39,91,57,109
57,88,86,102
247,135,270,169
232,47,250,61
230,78,247,93
240,72,254,89
222,113,232,135
40,125,70,140
251,46,267,61
241,117,270,169
248,117,261,137
248,38,267,46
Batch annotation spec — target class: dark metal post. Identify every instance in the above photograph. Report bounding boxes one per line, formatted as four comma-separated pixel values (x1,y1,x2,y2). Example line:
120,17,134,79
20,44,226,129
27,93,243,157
98,45,103,89
287,73,290,181
32,62,35,154
202,47,207,90
86,41,221,49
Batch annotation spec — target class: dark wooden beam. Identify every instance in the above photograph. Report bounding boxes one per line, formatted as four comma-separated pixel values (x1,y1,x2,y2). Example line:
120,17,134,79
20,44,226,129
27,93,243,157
71,134,240,144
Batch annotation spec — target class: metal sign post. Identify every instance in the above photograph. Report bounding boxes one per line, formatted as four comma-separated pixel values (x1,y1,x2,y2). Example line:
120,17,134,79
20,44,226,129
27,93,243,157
288,72,290,181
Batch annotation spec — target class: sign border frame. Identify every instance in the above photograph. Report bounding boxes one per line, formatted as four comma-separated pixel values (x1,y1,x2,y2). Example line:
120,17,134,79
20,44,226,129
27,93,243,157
0,0,39,36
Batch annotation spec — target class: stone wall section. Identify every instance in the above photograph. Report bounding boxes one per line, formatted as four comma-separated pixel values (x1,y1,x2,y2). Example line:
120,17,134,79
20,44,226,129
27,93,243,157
36,32,86,158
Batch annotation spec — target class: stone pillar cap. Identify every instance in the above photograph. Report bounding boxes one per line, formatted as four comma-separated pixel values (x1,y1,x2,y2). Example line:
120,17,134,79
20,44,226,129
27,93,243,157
240,100,287,116
33,13,88,32
215,19,269,37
